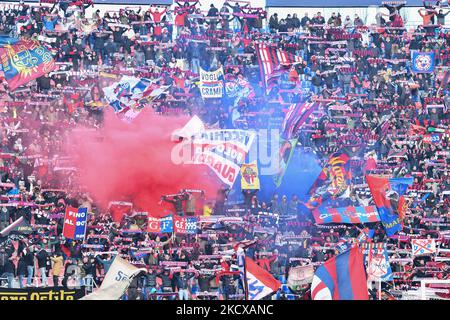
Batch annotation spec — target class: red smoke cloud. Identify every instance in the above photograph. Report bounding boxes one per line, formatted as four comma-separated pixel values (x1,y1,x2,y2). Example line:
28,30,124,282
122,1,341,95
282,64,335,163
66,109,220,218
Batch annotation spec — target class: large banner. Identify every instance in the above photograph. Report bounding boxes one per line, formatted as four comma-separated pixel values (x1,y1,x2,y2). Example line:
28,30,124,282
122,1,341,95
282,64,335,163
312,206,380,224
366,175,413,237
173,117,255,187
199,67,224,99
81,255,146,300
311,247,368,300
190,129,255,187
173,215,198,234
62,207,88,240
0,287,85,300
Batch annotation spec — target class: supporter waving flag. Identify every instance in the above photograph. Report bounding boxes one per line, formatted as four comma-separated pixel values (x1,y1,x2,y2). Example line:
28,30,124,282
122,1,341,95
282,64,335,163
311,246,368,300
366,175,413,237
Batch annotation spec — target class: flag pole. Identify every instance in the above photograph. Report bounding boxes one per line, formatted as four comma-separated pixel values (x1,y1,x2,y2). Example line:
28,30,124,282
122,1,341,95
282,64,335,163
378,281,382,300
243,248,249,300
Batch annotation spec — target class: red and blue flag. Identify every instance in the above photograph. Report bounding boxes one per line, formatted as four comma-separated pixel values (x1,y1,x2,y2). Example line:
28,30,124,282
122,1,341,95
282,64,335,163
0,37,55,91
312,205,380,224
237,248,281,300
62,207,88,240
366,175,413,237
311,246,368,300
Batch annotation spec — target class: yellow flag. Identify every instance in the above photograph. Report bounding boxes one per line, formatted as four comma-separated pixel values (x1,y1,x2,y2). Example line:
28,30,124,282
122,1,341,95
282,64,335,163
240,161,260,190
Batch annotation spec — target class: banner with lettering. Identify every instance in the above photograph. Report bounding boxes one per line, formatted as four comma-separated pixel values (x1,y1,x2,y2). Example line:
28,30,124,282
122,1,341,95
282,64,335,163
190,129,256,187
240,161,260,190
147,217,161,233
173,215,198,234
199,67,224,98
147,215,197,234
0,287,85,300
62,207,88,240
312,206,380,224
81,255,146,300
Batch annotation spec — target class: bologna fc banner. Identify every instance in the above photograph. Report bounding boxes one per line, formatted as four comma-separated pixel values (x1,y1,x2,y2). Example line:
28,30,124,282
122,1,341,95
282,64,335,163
411,51,435,73
148,215,197,234
360,243,393,282
0,287,85,300
0,37,56,91
62,207,88,240
305,151,352,209
241,161,260,190
312,206,380,224
199,67,224,98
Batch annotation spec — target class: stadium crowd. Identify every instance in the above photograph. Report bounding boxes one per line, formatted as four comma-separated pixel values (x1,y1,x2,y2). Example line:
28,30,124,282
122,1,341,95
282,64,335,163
0,0,449,300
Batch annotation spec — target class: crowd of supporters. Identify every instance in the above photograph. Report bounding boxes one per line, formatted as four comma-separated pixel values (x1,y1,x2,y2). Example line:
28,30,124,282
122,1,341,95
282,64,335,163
0,0,449,300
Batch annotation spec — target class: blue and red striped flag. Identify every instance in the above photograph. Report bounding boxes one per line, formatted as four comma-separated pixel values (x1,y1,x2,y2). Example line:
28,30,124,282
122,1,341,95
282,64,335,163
366,175,413,237
255,44,302,94
312,205,380,224
311,246,368,300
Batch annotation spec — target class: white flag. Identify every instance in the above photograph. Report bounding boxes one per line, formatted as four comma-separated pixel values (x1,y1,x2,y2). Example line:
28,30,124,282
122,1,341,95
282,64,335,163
80,255,146,300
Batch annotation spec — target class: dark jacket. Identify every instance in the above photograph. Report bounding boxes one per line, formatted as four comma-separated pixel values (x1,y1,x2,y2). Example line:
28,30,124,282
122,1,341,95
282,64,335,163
17,257,27,276
24,252,35,267
36,249,49,269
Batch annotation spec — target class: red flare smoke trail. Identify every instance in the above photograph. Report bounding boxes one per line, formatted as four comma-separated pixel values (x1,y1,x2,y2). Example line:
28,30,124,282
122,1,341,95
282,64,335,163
65,109,220,218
